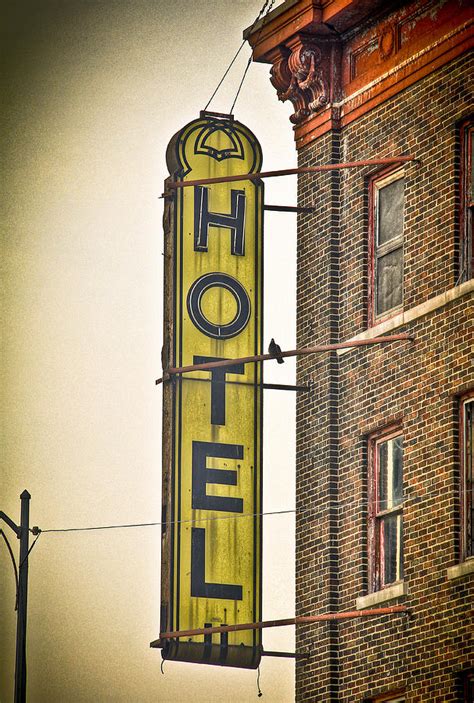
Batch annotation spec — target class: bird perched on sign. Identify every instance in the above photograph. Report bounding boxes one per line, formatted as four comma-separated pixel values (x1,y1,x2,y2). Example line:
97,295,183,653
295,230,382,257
268,338,284,364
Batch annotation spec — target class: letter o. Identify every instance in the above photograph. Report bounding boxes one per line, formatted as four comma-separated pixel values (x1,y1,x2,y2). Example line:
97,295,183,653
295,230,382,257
187,272,251,339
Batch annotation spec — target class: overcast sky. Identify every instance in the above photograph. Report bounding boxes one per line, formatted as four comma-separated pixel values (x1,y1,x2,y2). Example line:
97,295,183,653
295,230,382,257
1,1,298,701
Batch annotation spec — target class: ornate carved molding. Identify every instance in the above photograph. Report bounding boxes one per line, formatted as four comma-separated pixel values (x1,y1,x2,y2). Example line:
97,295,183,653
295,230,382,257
248,0,473,147
269,35,331,125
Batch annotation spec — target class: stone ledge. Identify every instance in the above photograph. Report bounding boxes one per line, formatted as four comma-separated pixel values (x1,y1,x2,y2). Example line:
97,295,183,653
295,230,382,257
337,279,474,356
446,559,474,581
356,581,408,610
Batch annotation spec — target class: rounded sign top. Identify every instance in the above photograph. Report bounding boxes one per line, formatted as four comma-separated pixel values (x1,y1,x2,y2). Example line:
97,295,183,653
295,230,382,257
166,114,262,180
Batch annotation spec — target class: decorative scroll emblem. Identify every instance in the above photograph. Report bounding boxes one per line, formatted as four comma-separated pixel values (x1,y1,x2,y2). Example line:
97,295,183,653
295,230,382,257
159,114,263,669
270,35,329,124
378,24,396,60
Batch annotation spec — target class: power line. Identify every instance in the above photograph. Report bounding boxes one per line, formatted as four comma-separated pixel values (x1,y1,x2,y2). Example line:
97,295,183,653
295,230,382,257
30,489,465,536
36,508,296,534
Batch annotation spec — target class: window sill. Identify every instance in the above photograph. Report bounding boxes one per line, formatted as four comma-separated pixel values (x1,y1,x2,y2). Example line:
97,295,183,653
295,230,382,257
356,581,407,610
337,278,474,356
446,559,474,581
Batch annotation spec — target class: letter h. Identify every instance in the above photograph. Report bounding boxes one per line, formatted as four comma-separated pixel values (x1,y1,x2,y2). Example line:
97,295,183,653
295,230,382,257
194,186,246,256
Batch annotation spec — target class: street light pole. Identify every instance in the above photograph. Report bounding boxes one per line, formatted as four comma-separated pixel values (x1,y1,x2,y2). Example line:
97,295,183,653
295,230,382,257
15,490,30,703
0,490,31,703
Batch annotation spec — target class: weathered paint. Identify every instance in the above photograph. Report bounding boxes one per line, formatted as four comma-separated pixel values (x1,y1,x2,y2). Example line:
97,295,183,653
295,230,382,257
158,114,263,668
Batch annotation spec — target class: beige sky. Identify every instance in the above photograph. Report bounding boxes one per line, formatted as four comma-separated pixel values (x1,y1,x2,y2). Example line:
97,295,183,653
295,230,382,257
1,2,298,701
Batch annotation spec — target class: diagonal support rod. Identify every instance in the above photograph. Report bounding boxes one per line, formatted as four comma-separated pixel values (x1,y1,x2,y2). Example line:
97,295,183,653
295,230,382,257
163,156,417,191
152,606,408,643
175,376,310,392
155,334,413,384
0,511,20,537
264,204,316,213
261,650,310,659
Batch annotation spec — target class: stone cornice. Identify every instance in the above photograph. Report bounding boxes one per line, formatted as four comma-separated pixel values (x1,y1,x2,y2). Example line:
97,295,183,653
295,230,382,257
244,0,394,56
245,0,474,148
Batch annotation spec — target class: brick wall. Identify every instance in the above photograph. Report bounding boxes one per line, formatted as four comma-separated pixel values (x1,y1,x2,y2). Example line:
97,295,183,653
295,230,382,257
295,49,474,702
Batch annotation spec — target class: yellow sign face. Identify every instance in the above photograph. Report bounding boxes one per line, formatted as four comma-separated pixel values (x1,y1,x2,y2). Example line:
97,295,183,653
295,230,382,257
161,115,263,668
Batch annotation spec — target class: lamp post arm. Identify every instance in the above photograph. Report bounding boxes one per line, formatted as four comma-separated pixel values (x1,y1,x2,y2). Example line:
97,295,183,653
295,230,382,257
0,511,20,537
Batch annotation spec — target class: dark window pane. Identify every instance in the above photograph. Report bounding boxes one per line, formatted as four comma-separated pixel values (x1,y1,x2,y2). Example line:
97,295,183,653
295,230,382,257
466,401,473,557
383,513,402,584
383,514,398,584
399,516,404,580
392,436,403,507
376,247,403,315
378,178,404,245
466,675,474,703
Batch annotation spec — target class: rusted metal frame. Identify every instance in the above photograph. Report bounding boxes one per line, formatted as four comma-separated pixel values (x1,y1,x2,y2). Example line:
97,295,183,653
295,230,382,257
459,390,474,560
367,168,378,326
175,375,310,393
459,119,474,280
199,110,233,121
155,334,413,384
164,157,416,191
264,204,316,213
370,425,404,591
159,176,175,642
154,606,407,641
149,643,309,658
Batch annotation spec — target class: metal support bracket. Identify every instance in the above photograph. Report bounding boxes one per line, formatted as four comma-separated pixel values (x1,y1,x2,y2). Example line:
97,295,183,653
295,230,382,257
155,335,414,385
173,376,310,392
261,650,310,659
264,205,316,213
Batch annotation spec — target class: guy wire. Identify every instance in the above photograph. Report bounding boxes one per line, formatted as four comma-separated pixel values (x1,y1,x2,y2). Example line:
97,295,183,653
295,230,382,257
204,0,274,112
230,0,275,114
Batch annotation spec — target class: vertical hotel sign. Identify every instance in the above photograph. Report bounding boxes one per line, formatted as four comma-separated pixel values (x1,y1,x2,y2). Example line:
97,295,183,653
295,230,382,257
159,114,263,668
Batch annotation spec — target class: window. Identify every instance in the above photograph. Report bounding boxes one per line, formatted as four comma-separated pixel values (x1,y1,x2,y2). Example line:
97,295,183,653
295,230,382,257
367,692,405,703
460,392,474,560
369,428,404,591
459,118,473,282
369,170,404,323
463,670,473,702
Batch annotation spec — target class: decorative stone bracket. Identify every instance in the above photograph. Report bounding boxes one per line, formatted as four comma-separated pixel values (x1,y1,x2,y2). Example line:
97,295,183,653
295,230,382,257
268,34,337,125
